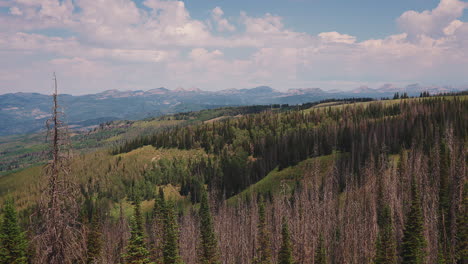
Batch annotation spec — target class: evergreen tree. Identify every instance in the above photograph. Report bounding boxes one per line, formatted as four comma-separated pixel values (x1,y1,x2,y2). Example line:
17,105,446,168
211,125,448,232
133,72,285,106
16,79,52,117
86,211,102,264
455,183,467,263
375,205,397,264
0,199,27,264
253,198,271,264
151,187,166,263
123,200,153,264
278,217,293,264
438,142,451,262
197,189,219,264
163,201,182,264
401,181,426,264
314,235,327,264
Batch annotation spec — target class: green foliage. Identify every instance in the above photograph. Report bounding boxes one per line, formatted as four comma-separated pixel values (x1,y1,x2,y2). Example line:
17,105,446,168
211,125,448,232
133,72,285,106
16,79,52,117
455,183,468,262
314,235,327,264
150,187,166,263
0,95,467,264
86,212,102,264
163,200,182,264
0,199,27,264
401,181,426,264
197,190,219,264
375,205,397,264
253,198,271,264
123,200,153,264
278,217,293,264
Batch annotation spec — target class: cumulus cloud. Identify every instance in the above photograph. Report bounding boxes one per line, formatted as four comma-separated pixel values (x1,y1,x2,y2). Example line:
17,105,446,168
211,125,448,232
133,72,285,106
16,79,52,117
397,0,468,39
211,7,235,32
0,0,467,94
241,12,284,34
443,19,464,35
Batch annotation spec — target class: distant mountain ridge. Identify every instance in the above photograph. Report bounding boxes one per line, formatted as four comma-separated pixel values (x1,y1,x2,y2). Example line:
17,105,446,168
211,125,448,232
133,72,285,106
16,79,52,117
0,84,464,136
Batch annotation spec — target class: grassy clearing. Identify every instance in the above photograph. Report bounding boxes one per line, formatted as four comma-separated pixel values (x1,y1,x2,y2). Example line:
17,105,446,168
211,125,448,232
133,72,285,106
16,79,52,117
227,153,337,204
131,119,183,129
303,95,468,113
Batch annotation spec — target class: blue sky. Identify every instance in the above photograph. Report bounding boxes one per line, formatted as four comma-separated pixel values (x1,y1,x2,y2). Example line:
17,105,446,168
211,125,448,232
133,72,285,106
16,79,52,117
0,0,467,94
184,0,442,39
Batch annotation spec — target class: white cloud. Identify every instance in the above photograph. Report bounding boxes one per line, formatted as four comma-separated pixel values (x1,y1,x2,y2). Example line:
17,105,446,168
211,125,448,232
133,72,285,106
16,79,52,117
397,0,468,39
318,32,356,44
211,7,235,32
0,0,467,94
9,6,22,15
241,12,284,34
189,48,223,61
76,0,140,26
443,19,464,35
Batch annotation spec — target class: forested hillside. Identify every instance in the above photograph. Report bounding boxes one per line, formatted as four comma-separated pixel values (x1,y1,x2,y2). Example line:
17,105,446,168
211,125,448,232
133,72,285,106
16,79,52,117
0,95,466,264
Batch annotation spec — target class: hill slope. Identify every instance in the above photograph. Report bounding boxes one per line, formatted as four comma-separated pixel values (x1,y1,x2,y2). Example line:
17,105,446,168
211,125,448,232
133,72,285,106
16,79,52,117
0,94,466,263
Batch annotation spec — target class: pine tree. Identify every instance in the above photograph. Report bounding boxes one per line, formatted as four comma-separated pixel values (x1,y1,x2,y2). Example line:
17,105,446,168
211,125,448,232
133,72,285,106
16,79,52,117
314,235,327,264
124,200,153,264
438,142,451,263
401,180,426,264
375,205,397,264
278,217,293,264
253,198,271,264
455,183,467,263
151,187,166,263
0,199,27,264
163,201,182,264
197,189,219,264
86,211,102,264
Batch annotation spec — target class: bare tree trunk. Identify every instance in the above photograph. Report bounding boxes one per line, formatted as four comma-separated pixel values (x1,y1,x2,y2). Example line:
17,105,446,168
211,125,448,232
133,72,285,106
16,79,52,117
32,73,85,264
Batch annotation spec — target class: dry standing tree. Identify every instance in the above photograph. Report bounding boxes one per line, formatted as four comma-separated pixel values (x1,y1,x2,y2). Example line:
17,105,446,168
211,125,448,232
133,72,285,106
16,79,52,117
33,73,84,264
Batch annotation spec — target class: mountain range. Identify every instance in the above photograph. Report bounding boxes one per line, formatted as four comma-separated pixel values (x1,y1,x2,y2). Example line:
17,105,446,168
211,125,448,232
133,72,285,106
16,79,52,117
0,83,464,136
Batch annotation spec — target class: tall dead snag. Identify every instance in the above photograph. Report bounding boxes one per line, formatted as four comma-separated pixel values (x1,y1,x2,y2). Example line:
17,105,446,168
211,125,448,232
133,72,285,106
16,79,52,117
33,73,84,264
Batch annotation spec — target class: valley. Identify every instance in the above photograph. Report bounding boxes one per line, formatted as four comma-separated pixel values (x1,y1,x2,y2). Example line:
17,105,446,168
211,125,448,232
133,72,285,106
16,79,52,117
0,93,466,263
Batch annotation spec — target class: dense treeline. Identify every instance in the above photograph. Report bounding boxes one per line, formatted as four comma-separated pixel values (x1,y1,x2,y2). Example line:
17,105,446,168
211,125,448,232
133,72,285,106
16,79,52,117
0,95,467,263
115,97,466,199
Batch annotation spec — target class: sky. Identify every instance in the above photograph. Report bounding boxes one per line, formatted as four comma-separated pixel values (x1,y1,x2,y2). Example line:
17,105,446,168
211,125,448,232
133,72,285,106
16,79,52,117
0,0,467,95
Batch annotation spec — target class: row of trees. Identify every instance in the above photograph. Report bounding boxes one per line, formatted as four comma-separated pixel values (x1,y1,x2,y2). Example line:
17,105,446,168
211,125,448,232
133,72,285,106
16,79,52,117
3,162,462,263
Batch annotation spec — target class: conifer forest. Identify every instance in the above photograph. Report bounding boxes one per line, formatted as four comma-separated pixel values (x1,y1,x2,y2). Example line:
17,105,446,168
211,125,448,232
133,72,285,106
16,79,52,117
0,92,467,264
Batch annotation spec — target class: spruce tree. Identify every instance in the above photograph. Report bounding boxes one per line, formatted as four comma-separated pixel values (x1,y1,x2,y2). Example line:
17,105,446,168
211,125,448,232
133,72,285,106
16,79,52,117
314,235,327,264
375,205,397,264
438,142,451,263
401,181,426,264
163,201,182,264
123,200,153,264
86,211,102,264
0,199,27,264
278,217,293,264
151,187,166,263
197,189,219,264
253,198,271,264
455,183,467,263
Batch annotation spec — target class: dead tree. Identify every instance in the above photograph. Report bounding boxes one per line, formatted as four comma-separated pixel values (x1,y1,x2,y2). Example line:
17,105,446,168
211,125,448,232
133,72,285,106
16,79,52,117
33,73,85,264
